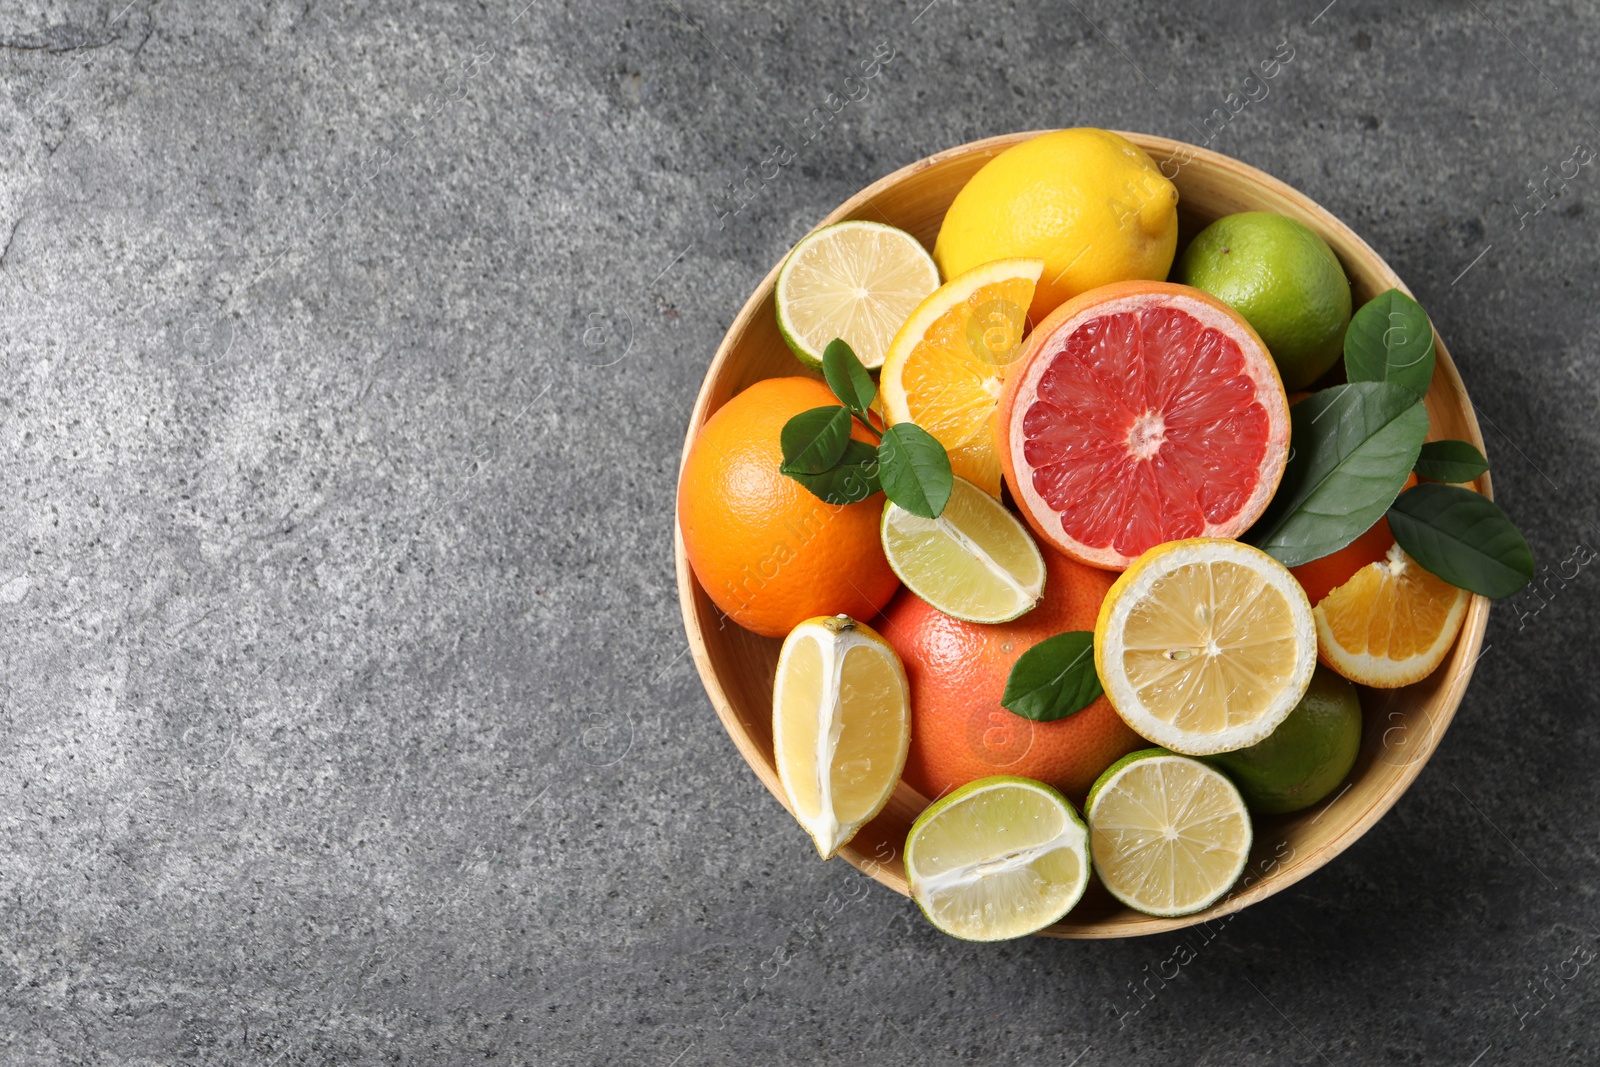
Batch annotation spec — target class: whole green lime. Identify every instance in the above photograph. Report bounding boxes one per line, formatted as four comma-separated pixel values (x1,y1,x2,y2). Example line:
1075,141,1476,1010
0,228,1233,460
1174,212,1352,390
1203,665,1361,815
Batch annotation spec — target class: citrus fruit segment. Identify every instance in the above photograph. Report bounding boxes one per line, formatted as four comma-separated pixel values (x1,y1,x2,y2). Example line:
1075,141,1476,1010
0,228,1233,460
775,221,940,371
1314,543,1471,688
905,776,1091,941
773,615,911,859
1086,750,1252,917
879,259,1043,496
997,280,1290,570
880,477,1045,624
933,128,1178,324
1094,538,1316,756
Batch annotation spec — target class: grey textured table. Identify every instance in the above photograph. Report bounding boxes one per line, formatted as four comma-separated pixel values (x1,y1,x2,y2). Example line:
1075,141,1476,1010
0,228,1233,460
1,1,1596,1063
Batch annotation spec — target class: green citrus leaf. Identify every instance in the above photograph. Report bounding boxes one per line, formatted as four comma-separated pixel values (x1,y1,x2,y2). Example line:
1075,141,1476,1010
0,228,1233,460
1248,382,1429,567
823,338,877,417
781,439,881,505
877,422,952,518
1001,632,1102,722
1344,288,1436,398
1414,439,1490,483
1386,483,1533,598
779,405,852,475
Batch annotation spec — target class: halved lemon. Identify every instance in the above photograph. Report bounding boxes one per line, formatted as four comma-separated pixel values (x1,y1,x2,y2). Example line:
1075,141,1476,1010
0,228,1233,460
879,258,1043,496
905,775,1091,941
1314,543,1471,688
880,476,1045,623
773,615,910,859
1086,749,1252,917
1094,538,1316,756
775,221,940,371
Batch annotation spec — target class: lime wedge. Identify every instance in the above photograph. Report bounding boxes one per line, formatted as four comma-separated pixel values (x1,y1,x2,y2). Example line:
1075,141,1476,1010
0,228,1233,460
776,220,940,370
773,615,910,859
880,477,1045,623
905,775,1091,941
1086,749,1253,917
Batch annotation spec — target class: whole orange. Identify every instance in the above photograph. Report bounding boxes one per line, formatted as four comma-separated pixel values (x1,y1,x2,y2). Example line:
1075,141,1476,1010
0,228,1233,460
878,547,1145,804
678,377,899,638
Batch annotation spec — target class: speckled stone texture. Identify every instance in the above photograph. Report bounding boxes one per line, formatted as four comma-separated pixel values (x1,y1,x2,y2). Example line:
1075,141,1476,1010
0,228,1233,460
0,0,1596,1063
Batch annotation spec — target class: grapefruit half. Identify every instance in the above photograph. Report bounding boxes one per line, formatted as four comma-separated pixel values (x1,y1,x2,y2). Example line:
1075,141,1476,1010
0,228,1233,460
997,281,1291,571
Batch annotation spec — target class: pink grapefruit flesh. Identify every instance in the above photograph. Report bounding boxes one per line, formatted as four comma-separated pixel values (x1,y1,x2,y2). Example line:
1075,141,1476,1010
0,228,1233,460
997,281,1290,571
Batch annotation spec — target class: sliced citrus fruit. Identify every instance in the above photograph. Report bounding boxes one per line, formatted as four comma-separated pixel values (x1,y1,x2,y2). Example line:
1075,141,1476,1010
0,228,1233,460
880,477,1045,623
775,221,940,371
1086,749,1252,917
773,615,910,859
1314,543,1471,688
905,775,1091,941
879,258,1044,496
997,280,1290,570
1094,538,1316,756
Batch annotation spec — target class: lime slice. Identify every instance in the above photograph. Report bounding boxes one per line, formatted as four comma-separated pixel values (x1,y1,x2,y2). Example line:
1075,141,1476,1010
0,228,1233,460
905,775,1091,941
776,220,940,370
880,477,1045,623
773,615,910,859
1086,749,1252,917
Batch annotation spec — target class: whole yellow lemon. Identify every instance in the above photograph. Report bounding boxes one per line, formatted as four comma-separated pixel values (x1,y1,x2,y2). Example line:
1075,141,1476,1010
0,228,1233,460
934,129,1178,324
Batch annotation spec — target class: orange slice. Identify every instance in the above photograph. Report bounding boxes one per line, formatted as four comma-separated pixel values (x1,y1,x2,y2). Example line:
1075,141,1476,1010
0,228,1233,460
879,259,1043,497
1314,544,1471,688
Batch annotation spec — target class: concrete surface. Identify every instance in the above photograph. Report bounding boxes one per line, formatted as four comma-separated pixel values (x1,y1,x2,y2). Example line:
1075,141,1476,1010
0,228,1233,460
0,0,1597,1063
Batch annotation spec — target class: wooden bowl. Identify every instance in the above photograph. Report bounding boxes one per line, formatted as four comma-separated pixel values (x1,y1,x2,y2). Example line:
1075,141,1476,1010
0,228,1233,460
674,131,1491,938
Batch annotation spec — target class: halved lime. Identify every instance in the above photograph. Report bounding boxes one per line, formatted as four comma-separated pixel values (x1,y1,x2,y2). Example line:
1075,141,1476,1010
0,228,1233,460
1086,749,1253,917
775,220,940,370
906,776,1091,941
880,477,1045,623
773,615,910,859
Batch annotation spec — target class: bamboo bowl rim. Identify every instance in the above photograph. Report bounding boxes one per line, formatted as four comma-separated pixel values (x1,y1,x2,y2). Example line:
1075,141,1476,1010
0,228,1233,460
674,131,1491,939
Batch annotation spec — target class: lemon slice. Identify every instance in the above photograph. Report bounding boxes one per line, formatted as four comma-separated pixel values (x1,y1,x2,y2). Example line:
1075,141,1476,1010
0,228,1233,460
775,221,940,371
1094,538,1316,756
879,258,1043,496
1086,749,1252,917
773,615,911,859
880,476,1045,623
905,775,1091,941
1314,543,1471,688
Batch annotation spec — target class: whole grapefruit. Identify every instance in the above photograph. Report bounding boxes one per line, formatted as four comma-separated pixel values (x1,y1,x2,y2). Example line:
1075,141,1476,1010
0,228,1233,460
678,377,900,638
879,547,1145,804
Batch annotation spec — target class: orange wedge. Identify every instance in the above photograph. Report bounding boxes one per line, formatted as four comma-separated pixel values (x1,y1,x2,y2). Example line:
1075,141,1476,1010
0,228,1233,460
1314,544,1470,688
879,259,1043,497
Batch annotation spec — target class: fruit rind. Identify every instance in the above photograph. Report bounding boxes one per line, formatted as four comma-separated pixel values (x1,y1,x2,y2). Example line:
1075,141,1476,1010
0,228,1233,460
1085,749,1253,918
905,774,1091,941
1094,538,1317,756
